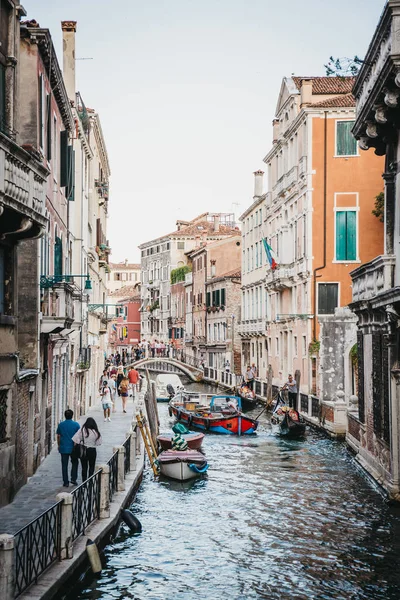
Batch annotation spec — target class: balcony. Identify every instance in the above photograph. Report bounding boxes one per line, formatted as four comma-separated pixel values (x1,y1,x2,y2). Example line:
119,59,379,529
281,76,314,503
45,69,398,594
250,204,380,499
351,255,396,303
76,347,91,372
238,320,266,336
185,272,193,285
0,132,48,240
41,282,75,334
298,156,307,178
266,267,294,291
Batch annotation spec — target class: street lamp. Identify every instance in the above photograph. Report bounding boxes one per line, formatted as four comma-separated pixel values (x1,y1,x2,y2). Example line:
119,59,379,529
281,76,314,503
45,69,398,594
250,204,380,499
40,274,92,289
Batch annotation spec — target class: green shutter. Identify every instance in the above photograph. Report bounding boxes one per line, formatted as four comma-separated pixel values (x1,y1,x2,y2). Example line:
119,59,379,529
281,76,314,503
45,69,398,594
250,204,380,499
66,147,75,201
221,288,226,306
215,290,220,306
336,211,346,260
337,121,357,156
346,211,356,260
206,292,210,307
60,130,68,187
336,211,356,260
54,237,63,277
212,290,216,306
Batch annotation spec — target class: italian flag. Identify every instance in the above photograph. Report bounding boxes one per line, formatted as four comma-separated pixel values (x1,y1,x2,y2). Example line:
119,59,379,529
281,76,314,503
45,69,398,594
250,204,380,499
262,238,279,271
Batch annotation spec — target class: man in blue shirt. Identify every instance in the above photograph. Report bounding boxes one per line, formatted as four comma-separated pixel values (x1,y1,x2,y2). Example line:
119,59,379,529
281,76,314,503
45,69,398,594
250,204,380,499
56,409,80,487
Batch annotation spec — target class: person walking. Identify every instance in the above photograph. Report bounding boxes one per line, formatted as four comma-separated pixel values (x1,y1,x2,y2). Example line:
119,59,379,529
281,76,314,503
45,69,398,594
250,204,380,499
128,365,140,398
284,374,298,409
72,418,102,482
116,365,124,396
101,381,113,421
56,409,80,487
109,374,117,412
119,375,130,412
98,368,109,393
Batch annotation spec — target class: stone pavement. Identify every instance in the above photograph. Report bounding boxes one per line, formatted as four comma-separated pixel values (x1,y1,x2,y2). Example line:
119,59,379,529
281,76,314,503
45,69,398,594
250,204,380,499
0,393,139,535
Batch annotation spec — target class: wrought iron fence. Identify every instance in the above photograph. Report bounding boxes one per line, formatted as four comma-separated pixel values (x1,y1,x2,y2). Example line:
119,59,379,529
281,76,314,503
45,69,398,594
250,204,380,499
180,353,203,369
108,450,119,502
311,396,320,418
300,394,309,414
71,471,101,540
263,382,268,398
123,436,131,475
14,501,62,597
255,380,262,396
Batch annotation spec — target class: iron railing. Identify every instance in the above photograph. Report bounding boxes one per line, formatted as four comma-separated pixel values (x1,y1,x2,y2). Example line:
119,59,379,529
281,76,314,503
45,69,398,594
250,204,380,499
71,471,101,540
14,501,62,597
107,450,119,502
180,353,203,369
311,396,320,418
123,436,131,475
300,394,309,414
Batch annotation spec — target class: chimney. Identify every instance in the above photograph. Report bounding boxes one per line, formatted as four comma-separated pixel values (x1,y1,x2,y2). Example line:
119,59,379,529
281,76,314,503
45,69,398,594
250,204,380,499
125,258,128,266
61,21,77,102
213,215,220,232
272,118,280,143
300,79,313,107
253,170,264,198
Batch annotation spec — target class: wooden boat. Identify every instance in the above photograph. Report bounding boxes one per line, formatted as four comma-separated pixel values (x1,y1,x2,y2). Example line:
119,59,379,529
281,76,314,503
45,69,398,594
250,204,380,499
158,449,209,481
271,393,306,438
157,432,205,451
169,394,258,435
237,384,258,412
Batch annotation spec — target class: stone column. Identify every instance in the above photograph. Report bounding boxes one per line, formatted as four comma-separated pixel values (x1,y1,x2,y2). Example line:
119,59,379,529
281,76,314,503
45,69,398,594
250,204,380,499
113,446,125,492
98,464,110,519
55,492,73,559
0,534,14,600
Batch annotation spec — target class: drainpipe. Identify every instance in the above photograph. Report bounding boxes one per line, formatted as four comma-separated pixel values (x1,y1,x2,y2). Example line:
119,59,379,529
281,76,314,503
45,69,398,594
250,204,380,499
313,111,328,341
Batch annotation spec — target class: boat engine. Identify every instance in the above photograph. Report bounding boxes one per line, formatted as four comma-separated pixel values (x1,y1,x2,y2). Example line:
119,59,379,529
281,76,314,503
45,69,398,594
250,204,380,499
167,384,175,399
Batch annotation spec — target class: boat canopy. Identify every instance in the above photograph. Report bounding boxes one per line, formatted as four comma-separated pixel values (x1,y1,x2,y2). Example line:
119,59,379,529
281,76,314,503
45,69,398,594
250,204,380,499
155,374,183,387
210,395,242,411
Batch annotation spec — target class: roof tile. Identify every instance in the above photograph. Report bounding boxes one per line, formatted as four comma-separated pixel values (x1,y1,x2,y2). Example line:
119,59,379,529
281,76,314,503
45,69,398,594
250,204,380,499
292,76,355,95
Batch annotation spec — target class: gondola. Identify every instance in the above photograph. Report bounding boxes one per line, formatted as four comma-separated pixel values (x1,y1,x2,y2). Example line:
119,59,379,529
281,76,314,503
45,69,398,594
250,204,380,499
271,391,306,438
237,384,258,412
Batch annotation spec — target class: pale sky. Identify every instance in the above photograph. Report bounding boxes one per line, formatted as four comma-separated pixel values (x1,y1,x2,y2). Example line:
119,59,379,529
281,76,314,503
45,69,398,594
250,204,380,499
24,0,385,262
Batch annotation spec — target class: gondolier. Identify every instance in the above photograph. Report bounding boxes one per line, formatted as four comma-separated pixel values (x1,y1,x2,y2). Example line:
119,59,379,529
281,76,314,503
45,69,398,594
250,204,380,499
284,374,297,408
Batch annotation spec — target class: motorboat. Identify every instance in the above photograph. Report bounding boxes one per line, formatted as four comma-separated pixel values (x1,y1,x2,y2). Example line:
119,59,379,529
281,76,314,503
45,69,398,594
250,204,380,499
237,383,258,412
157,449,209,481
271,392,306,438
169,392,258,435
154,373,183,401
157,431,205,451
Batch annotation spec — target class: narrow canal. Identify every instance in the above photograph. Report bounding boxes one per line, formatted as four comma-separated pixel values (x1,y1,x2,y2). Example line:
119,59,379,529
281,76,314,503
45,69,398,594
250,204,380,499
65,382,400,600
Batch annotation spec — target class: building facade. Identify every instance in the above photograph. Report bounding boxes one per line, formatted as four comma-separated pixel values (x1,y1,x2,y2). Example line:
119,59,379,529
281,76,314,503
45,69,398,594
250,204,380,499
139,213,238,343
348,0,400,500
107,284,141,355
244,76,384,394
107,260,140,295
0,4,49,505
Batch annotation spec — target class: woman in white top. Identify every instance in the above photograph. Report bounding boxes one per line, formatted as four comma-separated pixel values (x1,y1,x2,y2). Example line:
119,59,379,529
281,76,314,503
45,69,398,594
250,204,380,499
72,417,102,482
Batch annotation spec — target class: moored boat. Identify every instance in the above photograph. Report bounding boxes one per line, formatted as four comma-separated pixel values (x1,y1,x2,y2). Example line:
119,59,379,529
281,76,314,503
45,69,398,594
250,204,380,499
158,449,209,481
157,431,205,451
154,373,183,401
169,394,258,435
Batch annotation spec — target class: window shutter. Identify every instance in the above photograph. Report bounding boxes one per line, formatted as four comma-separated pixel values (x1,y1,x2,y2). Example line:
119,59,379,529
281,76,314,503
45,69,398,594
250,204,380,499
346,211,356,260
206,292,210,307
54,237,63,277
46,94,52,160
221,288,226,306
336,211,346,260
215,289,220,306
60,130,68,187
337,121,356,156
212,290,216,306
66,146,75,201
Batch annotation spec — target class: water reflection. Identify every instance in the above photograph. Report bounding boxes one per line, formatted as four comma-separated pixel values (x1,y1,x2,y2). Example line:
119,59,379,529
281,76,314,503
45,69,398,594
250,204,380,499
63,383,400,600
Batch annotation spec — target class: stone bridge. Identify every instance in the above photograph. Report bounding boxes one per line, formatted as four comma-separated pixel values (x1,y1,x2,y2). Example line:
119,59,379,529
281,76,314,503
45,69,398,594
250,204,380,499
130,358,204,382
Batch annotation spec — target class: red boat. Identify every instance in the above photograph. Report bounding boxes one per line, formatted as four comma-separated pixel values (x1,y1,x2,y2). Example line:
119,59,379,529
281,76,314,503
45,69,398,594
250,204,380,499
157,432,205,450
169,395,258,435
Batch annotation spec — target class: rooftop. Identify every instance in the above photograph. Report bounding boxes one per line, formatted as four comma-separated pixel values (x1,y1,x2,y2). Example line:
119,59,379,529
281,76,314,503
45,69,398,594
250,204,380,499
312,93,356,108
109,262,140,270
291,76,356,95
109,284,140,299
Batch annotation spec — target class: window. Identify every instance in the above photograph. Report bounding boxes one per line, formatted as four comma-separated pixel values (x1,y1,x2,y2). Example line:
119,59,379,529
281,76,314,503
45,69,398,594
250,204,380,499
336,211,356,261
336,121,357,156
221,288,225,306
206,291,211,307
294,336,298,357
318,283,338,315
0,246,4,313
177,241,185,250
39,74,45,150
255,242,259,268
276,336,279,356
0,64,5,132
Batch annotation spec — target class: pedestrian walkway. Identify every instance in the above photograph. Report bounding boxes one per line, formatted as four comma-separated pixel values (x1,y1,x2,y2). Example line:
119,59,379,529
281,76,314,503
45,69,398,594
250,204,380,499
0,394,138,535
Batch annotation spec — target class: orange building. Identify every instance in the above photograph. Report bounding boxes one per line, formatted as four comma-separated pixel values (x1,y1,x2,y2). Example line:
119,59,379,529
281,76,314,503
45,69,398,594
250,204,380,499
261,76,384,393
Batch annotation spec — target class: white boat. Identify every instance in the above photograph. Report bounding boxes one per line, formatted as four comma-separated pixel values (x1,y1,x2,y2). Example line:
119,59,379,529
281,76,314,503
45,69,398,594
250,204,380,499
154,373,183,401
158,449,209,481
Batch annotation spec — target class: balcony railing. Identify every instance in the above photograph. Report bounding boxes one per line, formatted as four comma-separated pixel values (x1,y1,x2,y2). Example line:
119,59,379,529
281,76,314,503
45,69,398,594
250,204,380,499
298,155,307,178
351,255,396,303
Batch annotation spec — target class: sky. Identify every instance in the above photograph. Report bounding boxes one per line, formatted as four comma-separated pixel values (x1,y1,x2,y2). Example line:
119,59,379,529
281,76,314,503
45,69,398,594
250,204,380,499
24,0,385,263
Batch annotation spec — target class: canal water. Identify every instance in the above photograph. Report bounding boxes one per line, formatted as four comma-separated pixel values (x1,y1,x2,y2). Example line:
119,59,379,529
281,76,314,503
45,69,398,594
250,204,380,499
65,382,400,600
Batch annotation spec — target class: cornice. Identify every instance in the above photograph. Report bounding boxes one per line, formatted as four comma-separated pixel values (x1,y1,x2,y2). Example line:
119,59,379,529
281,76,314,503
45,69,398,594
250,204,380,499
239,193,266,221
